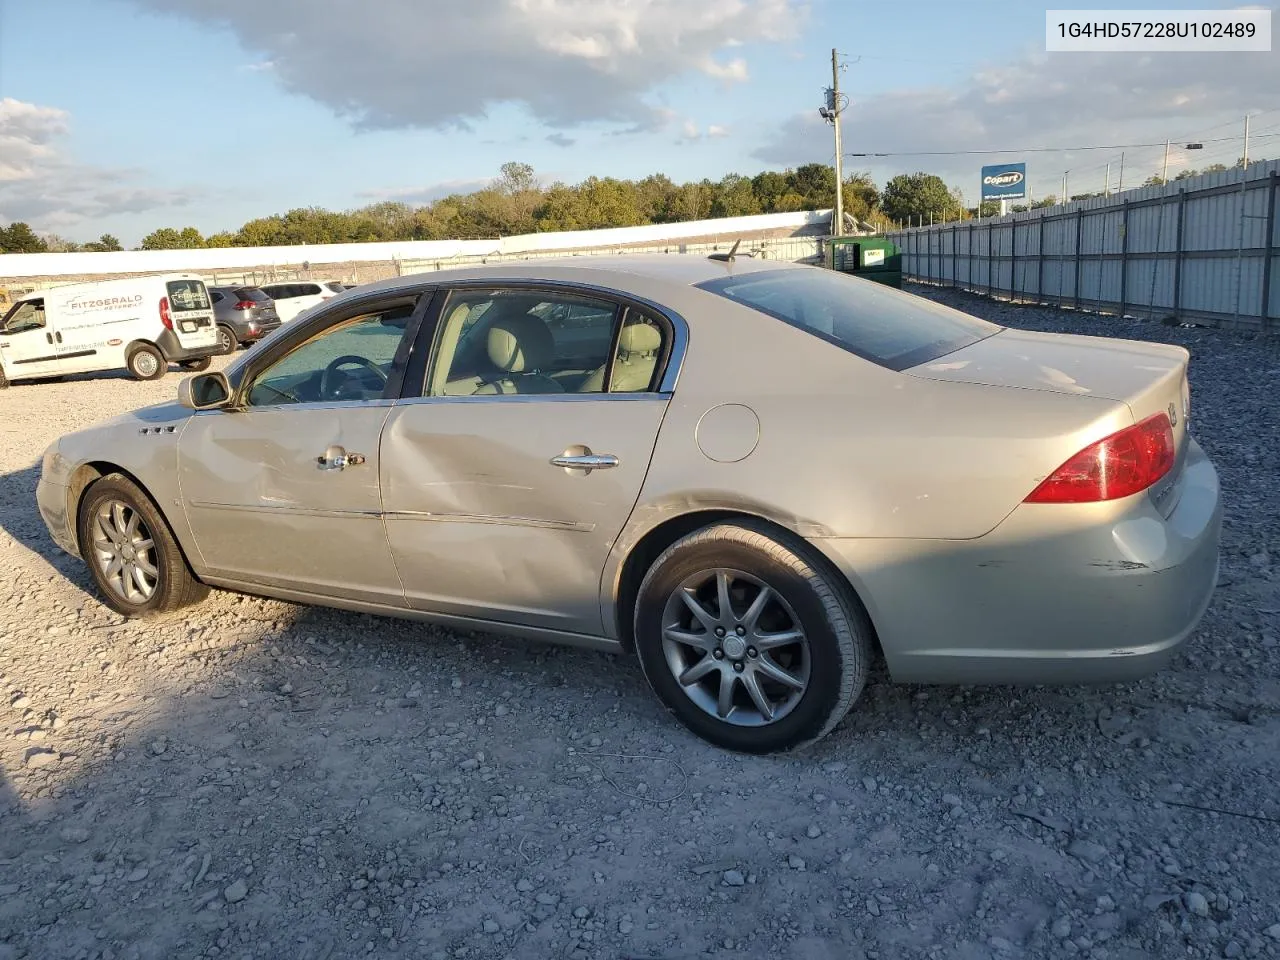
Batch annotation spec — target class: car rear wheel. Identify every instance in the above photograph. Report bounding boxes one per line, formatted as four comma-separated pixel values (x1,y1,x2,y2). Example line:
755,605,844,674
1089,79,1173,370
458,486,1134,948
78,474,210,617
126,344,166,381
216,325,238,355
633,521,872,753
180,357,212,372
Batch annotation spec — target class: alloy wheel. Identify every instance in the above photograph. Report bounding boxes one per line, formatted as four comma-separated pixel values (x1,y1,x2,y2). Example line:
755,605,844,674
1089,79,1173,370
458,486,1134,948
660,568,810,727
90,499,159,603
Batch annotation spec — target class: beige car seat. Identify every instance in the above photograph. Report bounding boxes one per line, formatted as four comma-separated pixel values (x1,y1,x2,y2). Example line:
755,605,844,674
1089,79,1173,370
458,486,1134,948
472,313,564,395
579,321,662,393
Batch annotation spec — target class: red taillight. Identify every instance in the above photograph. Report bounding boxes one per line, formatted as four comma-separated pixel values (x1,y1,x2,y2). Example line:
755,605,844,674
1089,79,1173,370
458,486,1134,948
233,300,255,310
159,297,173,330
1024,412,1176,504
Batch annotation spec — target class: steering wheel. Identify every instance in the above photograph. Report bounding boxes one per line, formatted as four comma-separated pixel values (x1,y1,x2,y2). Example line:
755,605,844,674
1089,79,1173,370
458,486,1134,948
320,355,389,401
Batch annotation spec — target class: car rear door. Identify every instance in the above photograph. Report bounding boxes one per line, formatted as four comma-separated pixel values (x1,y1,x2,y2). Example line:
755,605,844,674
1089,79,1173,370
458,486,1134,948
379,285,678,637
178,291,429,605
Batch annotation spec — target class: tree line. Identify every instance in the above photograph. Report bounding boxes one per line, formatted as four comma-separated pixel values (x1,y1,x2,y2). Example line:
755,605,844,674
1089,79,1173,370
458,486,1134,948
0,159,1262,254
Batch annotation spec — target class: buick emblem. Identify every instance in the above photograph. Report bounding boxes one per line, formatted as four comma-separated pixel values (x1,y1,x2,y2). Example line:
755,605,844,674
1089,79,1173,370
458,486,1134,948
1168,402,1178,428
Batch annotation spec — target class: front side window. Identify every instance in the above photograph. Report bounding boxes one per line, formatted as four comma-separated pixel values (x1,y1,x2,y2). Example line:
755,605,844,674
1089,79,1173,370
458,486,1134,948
428,290,621,396
697,267,999,371
245,306,412,407
2,300,47,334
166,280,211,312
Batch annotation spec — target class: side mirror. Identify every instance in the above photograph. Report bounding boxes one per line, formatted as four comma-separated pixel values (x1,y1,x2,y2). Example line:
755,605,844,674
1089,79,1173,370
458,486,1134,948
179,371,232,410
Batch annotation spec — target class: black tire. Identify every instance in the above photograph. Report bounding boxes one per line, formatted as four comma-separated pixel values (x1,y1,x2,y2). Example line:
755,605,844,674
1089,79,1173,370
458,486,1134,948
180,357,213,372
0,365,8,389
633,521,872,754
216,325,238,355
77,473,209,617
126,343,166,381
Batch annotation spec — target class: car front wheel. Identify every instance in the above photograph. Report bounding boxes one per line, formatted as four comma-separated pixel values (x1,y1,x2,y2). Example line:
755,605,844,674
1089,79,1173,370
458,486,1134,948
633,521,873,753
78,474,210,617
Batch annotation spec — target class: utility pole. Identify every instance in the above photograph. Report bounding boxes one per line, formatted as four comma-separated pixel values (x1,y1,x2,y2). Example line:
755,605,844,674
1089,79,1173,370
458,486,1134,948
1061,171,1068,204
830,48,844,237
1104,162,1111,196
1162,139,1171,182
1243,114,1250,170
1118,152,1125,192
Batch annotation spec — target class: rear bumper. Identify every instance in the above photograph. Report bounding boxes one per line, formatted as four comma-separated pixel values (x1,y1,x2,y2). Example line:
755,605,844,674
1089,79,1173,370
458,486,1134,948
156,328,217,362
811,438,1222,685
227,317,281,342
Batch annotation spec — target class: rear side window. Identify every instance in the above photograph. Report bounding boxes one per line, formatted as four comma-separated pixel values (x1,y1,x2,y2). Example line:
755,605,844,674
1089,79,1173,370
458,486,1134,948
262,285,290,299
235,287,271,302
299,284,323,297
325,282,346,293
696,268,999,371
210,291,225,303
166,280,211,312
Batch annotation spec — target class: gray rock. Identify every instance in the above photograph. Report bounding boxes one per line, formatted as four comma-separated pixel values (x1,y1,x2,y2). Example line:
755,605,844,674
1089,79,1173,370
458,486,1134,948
788,855,806,871
224,879,248,903
126,868,148,882
24,749,57,769
1067,839,1108,863
1264,924,1280,940
806,825,822,839
1185,892,1210,918
1052,918,1072,939
723,870,745,887
516,879,534,892
482,919,500,934
59,827,90,844
862,777,877,793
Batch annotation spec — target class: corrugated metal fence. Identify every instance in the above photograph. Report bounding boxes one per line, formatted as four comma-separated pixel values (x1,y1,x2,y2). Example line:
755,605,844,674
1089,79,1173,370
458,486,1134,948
890,159,1280,332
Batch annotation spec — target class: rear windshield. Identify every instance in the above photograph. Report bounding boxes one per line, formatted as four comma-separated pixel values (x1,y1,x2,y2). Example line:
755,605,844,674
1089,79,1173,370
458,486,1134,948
696,268,999,370
325,282,347,293
166,280,211,312
234,287,272,302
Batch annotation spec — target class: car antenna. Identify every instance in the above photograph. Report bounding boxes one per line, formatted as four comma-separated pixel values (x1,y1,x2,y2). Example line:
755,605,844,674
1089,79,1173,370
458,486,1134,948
707,239,742,263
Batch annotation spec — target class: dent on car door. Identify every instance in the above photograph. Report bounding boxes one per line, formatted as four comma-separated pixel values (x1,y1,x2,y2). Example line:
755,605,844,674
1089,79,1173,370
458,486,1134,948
380,287,676,636
178,297,422,604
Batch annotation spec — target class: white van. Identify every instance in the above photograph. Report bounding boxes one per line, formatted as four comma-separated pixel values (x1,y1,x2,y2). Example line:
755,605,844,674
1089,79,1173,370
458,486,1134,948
0,274,218,387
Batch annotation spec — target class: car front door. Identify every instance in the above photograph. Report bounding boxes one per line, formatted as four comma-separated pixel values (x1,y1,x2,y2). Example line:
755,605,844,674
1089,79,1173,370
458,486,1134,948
178,292,427,605
380,285,678,637
0,299,63,380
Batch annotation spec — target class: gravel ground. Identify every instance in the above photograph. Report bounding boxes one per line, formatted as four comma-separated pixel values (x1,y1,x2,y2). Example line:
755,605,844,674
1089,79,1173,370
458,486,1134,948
2,291,1279,960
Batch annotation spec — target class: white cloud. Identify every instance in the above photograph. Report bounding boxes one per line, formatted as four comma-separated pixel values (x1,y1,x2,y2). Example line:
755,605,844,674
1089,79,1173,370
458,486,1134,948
0,98,199,234
754,34,1280,196
128,0,805,130
707,124,730,138
355,179,493,204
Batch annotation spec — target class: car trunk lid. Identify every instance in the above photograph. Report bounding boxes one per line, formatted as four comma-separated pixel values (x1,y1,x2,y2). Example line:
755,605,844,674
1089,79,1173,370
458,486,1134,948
906,328,1192,516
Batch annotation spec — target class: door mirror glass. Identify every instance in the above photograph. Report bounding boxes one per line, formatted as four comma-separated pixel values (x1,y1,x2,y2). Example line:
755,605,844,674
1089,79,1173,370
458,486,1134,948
179,371,232,410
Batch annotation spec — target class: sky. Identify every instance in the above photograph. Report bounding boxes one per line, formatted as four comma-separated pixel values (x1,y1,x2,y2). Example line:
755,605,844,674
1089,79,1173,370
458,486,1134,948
0,0,1277,246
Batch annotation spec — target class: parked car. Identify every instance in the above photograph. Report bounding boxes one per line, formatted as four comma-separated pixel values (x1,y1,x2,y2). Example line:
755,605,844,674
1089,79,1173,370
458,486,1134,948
1,273,216,387
208,285,281,353
36,255,1221,753
257,280,345,323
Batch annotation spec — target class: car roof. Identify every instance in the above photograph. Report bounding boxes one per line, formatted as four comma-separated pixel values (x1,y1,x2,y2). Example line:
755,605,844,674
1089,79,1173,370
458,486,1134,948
348,253,808,302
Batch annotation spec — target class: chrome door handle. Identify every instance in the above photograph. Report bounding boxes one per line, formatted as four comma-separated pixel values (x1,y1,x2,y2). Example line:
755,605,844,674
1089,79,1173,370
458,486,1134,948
316,446,366,470
550,453,619,474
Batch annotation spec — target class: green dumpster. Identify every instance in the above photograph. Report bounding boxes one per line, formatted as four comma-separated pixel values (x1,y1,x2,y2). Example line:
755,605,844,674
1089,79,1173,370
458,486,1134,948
824,236,902,288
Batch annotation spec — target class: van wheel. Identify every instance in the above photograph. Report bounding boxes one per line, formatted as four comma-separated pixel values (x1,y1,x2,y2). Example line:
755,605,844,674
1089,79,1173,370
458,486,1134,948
0,366,8,389
126,344,166,380
78,473,210,617
180,357,212,372
216,325,238,354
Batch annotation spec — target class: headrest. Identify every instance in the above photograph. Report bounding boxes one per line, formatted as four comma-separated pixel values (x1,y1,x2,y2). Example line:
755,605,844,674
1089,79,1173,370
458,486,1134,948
487,313,554,373
618,322,662,356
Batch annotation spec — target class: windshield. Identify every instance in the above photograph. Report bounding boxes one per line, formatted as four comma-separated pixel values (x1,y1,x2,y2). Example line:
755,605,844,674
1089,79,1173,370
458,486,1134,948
696,268,1000,371
235,287,272,302
166,279,211,312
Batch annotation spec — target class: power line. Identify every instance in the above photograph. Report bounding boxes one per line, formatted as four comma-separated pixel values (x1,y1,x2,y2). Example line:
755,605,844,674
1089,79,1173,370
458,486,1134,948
844,134,1246,158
